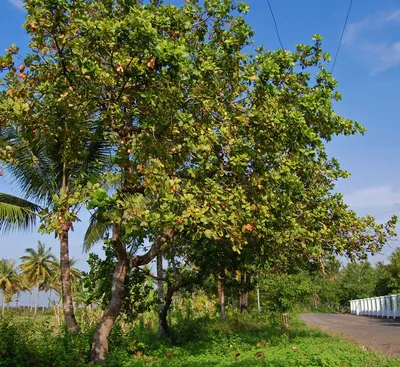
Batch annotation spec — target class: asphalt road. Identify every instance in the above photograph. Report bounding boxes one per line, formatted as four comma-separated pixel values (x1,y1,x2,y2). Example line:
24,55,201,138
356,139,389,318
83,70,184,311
300,313,400,357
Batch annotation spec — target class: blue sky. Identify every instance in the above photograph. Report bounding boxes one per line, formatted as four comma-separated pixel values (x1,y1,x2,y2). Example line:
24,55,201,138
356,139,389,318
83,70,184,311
1,0,400,270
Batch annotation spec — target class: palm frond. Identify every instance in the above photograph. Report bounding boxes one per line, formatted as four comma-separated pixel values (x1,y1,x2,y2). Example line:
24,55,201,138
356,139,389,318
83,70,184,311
1,127,59,204
83,214,110,252
19,241,57,286
0,193,42,233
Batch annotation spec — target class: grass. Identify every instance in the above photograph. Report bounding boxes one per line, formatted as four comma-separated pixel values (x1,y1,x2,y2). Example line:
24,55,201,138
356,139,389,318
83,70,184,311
104,313,400,367
1,309,400,367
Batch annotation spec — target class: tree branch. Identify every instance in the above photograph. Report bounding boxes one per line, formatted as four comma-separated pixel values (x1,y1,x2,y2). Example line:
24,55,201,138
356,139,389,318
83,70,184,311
130,229,174,267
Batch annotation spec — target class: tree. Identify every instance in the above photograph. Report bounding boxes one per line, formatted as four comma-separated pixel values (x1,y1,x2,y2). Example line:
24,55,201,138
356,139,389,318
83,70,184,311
0,127,108,331
52,258,82,294
0,259,19,317
0,5,110,331
339,261,378,305
310,258,342,309
1,0,397,363
20,241,56,317
375,248,400,296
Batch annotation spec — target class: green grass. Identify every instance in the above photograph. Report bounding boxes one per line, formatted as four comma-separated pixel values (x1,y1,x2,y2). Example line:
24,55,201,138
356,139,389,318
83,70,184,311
1,310,400,367
104,313,400,367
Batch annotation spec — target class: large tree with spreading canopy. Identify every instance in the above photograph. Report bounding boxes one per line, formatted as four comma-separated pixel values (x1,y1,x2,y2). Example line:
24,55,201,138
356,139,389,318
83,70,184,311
0,0,396,363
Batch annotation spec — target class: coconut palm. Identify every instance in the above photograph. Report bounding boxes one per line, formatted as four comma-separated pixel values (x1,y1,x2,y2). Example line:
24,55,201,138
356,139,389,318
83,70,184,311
20,242,56,317
0,259,19,317
16,272,32,310
52,258,82,294
0,121,110,330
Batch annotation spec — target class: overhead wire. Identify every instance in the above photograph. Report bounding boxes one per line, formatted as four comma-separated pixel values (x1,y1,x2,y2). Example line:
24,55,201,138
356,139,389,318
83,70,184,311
266,0,284,51
331,0,354,73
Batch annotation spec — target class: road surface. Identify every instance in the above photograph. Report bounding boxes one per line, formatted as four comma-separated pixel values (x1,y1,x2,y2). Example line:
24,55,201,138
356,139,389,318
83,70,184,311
300,313,400,356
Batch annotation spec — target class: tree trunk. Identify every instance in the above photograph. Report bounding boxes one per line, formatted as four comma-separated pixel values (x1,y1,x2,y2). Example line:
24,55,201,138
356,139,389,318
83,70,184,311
60,228,79,332
239,290,248,313
257,287,261,315
34,282,39,317
158,284,175,339
217,273,226,320
91,226,127,365
42,291,46,313
29,291,33,312
239,273,249,313
156,254,167,338
90,229,173,364
1,290,5,317
48,289,52,308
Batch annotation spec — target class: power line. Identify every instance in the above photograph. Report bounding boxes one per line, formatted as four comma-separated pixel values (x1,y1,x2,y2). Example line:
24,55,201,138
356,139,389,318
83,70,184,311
331,0,354,73
266,0,284,51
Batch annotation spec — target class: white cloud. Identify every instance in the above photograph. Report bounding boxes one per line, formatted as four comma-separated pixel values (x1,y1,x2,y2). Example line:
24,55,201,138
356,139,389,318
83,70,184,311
343,18,370,44
344,10,400,72
344,185,400,209
8,0,24,10
363,41,400,74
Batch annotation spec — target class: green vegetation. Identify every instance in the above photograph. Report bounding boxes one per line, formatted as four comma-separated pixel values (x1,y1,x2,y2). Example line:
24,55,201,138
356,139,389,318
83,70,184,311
0,0,398,365
1,310,399,367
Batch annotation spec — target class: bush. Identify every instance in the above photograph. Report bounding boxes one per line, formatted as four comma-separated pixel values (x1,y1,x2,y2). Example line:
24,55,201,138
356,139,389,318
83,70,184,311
0,316,91,367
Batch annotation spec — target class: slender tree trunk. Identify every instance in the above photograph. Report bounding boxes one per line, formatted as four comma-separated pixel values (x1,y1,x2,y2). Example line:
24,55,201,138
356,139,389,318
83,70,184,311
239,273,249,313
60,227,79,331
90,229,173,364
42,291,46,313
218,273,226,320
257,287,261,315
16,293,20,309
239,290,248,313
158,285,175,339
1,290,5,317
34,282,39,317
29,291,33,312
91,226,127,365
157,254,167,338
48,289,52,308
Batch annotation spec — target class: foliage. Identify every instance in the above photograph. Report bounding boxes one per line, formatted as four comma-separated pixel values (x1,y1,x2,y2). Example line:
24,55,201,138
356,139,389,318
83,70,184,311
83,247,157,322
19,241,56,286
0,0,398,361
1,311,400,367
375,248,400,296
0,193,41,233
51,258,82,293
0,0,393,266
339,262,378,304
258,271,315,313
0,259,19,312
0,316,91,367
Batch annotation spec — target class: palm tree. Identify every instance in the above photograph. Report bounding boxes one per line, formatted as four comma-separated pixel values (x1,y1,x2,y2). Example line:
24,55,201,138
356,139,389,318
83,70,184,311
16,273,31,310
0,259,19,317
20,242,56,317
52,258,82,294
0,122,109,330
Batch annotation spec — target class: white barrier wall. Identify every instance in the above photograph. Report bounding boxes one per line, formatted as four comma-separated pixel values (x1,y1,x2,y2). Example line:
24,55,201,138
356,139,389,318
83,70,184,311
350,294,400,318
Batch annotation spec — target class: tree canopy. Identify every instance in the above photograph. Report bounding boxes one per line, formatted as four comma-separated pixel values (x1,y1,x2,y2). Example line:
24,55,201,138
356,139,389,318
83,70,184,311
0,0,397,363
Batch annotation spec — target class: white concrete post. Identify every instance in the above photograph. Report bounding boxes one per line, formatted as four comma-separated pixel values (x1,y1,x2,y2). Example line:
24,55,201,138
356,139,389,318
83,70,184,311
379,296,385,317
386,296,391,318
374,297,379,317
392,295,397,319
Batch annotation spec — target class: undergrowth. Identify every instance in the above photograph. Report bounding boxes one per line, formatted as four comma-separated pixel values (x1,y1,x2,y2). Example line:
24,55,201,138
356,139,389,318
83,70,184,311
1,311,399,367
